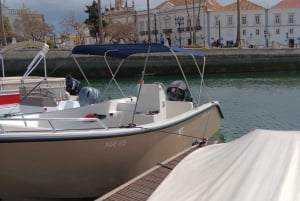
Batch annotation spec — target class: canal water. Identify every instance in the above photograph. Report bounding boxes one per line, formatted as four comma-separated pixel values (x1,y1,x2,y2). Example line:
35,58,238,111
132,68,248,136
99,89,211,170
90,71,300,142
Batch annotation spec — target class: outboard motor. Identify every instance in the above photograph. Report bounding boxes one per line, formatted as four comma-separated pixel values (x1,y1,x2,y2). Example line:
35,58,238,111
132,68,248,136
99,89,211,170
167,80,192,102
78,86,102,106
66,74,82,95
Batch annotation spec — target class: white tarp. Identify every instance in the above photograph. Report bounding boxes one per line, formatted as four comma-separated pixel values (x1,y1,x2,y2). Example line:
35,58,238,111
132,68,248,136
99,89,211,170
148,129,300,201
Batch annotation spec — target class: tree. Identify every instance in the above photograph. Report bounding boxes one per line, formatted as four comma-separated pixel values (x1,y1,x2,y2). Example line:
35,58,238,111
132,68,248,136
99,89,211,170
85,0,106,43
97,0,104,43
60,14,87,45
0,0,7,45
236,0,241,48
104,21,136,43
3,16,13,42
184,0,203,46
13,9,50,41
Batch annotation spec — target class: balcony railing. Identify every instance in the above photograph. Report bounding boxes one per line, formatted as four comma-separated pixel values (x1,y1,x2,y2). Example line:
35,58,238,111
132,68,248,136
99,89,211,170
177,27,185,32
163,29,172,34
185,26,202,31
139,31,151,36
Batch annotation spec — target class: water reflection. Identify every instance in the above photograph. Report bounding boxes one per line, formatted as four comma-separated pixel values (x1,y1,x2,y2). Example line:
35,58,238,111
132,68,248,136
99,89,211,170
206,72,300,141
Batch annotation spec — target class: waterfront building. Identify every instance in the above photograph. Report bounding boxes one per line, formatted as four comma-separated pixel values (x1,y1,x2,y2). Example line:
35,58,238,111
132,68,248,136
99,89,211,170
103,0,137,43
213,0,267,48
137,0,222,47
269,0,300,48
104,0,300,48
6,7,44,36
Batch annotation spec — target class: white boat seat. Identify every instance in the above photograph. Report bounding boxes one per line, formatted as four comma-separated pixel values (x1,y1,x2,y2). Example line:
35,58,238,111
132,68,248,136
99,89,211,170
135,83,166,116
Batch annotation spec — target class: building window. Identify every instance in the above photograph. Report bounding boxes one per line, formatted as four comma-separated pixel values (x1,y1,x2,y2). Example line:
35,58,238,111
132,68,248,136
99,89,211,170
228,15,233,26
290,28,294,34
242,29,247,36
241,16,247,25
275,14,281,25
164,18,170,29
255,15,260,25
186,18,192,31
256,29,260,35
196,17,201,30
288,14,295,25
140,21,144,31
163,16,172,34
215,16,220,26
187,18,191,27
275,28,280,35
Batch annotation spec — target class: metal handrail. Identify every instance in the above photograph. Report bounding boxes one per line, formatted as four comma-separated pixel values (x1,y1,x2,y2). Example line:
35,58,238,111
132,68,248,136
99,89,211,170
0,117,108,133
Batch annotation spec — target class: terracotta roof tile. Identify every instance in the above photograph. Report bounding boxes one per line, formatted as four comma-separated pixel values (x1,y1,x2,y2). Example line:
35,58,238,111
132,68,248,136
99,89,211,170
155,0,223,11
221,0,264,11
272,0,300,9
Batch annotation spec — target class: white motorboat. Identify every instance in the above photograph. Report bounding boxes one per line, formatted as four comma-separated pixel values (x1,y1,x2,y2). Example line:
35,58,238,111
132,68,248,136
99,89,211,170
0,43,223,200
0,41,80,117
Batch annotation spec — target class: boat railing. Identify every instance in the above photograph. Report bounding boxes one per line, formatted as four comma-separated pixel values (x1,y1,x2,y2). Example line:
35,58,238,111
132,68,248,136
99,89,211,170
0,117,108,133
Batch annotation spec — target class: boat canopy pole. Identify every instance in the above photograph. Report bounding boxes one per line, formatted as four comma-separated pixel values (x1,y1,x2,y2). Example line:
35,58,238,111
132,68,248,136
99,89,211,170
44,53,47,78
102,49,126,97
198,56,211,104
22,43,49,79
22,50,47,79
191,55,211,105
72,55,91,87
130,45,151,125
169,49,195,103
0,54,4,78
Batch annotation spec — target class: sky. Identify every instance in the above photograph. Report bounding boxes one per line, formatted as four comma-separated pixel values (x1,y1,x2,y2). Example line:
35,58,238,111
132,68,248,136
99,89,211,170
5,0,280,33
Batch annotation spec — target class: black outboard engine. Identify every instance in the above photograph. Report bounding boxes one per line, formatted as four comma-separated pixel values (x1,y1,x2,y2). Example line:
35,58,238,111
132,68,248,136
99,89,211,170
78,86,102,106
167,80,192,102
66,74,82,95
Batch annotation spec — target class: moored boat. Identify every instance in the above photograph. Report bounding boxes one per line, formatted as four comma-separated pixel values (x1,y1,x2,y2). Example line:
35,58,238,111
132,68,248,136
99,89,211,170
0,43,223,200
0,41,80,117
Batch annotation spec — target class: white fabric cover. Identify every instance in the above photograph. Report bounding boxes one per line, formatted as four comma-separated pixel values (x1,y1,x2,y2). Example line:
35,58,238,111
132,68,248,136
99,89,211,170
148,129,300,201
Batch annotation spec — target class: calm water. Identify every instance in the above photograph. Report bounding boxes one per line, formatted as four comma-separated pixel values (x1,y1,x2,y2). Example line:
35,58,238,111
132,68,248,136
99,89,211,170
89,71,300,142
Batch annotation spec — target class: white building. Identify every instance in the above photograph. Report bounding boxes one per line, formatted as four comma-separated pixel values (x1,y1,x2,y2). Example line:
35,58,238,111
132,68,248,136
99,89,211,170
268,0,300,48
104,0,137,43
134,0,300,48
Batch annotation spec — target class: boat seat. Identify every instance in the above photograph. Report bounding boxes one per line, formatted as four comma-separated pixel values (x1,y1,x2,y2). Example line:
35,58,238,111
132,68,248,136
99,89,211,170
135,83,166,116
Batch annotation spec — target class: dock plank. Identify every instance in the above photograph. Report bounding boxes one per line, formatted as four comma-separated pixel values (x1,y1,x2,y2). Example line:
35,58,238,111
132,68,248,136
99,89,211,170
96,145,201,201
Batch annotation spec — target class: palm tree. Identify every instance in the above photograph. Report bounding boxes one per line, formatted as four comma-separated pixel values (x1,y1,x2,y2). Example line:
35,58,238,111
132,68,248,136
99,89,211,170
147,0,151,43
184,0,192,45
184,0,202,46
98,0,104,44
0,0,7,46
236,0,241,48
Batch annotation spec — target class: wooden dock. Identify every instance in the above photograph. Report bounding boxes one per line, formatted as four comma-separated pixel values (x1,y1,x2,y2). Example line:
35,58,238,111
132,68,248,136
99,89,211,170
95,144,202,201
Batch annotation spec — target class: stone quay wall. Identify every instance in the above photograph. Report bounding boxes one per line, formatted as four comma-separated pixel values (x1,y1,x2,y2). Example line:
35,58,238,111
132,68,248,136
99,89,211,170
2,48,300,78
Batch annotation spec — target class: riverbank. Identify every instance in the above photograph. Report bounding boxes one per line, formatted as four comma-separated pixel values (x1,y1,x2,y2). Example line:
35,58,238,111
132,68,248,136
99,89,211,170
3,47,300,78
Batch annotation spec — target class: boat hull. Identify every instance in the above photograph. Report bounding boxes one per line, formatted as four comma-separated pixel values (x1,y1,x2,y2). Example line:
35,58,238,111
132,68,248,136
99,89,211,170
0,104,222,200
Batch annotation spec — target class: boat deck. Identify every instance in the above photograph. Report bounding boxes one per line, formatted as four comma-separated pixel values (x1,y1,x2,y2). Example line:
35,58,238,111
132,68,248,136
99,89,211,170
95,144,204,201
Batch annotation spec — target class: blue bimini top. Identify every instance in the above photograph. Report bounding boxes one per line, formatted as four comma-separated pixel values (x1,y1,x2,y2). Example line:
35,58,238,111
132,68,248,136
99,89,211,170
72,43,204,59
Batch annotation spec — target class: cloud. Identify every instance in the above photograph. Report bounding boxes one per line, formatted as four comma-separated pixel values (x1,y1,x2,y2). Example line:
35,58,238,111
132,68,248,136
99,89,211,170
5,0,163,32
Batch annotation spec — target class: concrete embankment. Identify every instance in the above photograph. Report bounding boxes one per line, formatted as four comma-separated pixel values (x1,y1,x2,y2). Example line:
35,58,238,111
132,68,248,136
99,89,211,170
2,48,300,78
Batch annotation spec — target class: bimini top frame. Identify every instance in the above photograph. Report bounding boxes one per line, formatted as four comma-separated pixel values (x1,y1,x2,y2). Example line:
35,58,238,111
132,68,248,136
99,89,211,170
0,41,49,79
71,43,208,106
